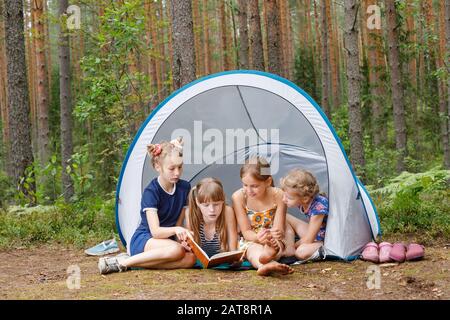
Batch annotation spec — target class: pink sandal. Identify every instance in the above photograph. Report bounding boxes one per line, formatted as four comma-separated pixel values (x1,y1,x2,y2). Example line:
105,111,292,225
378,242,393,263
389,242,407,262
406,243,425,261
361,242,379,263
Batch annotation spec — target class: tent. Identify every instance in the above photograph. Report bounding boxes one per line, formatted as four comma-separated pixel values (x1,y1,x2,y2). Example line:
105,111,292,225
116,70,381,260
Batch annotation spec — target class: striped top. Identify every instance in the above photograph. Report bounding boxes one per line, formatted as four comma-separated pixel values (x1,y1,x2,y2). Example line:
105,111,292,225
199,224,221,257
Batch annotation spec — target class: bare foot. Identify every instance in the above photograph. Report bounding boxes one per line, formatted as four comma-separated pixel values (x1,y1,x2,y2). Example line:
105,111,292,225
259,245,278,264
257,261,294,276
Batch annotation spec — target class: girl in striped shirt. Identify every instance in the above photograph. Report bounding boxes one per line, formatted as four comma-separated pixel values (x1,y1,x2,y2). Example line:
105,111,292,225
185,177,239,259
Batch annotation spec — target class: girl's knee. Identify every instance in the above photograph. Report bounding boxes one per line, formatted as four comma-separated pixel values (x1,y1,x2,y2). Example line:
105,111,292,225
182,252,197,268
167,243,186,260
295,247,310,260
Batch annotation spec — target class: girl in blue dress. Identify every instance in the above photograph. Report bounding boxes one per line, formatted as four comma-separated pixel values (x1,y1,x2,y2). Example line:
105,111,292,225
98,138,196,274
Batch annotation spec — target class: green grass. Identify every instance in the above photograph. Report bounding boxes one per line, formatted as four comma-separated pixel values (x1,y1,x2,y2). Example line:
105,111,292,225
0,196,117,250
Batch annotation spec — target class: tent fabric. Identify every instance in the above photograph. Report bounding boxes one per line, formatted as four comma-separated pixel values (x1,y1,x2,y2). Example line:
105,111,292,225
116,70,381,260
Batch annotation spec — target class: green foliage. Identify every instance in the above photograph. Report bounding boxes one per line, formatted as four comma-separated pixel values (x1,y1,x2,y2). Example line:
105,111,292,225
0,195,117,249
369,167,450,240
293,46,320,103
74,0,151,193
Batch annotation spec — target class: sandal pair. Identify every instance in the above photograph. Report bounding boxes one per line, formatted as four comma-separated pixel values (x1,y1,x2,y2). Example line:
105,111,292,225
360,241,392,263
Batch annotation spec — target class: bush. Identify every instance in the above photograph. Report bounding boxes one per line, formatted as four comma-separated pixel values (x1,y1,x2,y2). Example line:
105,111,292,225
0,195,117,249
369,167,450,241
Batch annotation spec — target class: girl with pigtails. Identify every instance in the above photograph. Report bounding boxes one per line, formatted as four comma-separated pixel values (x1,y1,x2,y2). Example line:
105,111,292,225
98,137,196,274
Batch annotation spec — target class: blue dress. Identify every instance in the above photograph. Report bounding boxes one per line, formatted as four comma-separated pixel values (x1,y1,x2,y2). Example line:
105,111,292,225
129,178,191,255
299,194,329,242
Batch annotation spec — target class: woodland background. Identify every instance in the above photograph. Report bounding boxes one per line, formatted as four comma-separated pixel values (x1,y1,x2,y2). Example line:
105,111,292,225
0,0,449,249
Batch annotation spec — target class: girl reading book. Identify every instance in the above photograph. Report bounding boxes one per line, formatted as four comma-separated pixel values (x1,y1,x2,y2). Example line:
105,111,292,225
185,177,239,264
231,156,295,276
98,137,196,274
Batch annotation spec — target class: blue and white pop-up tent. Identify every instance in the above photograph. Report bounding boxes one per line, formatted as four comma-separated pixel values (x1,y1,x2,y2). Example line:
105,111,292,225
116,70,381,260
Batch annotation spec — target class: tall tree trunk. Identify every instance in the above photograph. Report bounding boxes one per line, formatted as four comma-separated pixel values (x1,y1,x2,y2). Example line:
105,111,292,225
192,0,202,76
248,0,265,71
4,0,36,204
27,0,38,158
313,0,322,99
385,0,407,172
344,0,365,177
202,0,211,75
0,1,10,175
237,0,249,69
439,0,449,168
230,0,239,68
265,0,281,75
219,0,231,70
327,0,337,109
445,0,450,169
59,0,74,201
278,0,287,78
158,1,166,94
145,0,157,107
149,1,162,101
166,1,174,92
367,0,386,147
285,2,294,80
170,0,196,90
32,0,50,166
321,0,331,117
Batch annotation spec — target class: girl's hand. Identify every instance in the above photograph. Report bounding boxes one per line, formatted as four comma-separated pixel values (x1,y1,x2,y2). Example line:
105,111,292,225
175,227,191,241
256,228,271,244
180,240,191,252
270,228,284,240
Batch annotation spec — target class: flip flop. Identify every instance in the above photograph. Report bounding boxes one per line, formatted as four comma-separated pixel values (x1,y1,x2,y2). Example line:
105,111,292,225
361,242,379,263
406,243,425,261
389,242,407,263
378,242,393,263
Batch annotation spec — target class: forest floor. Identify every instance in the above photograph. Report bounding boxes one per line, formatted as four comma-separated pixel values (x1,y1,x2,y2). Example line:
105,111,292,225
1,238,449,300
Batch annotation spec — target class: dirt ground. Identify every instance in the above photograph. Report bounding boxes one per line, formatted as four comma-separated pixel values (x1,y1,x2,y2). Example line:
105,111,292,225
0,242,448,300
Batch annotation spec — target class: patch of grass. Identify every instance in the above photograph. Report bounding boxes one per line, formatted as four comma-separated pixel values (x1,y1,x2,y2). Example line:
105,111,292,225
0,196,117,250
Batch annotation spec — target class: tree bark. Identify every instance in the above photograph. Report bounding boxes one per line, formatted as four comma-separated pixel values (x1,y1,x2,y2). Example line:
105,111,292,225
237,0,249,69
344,0,365,177
0,1,10,175
59,0,74,201
170,0,196,90
440,0,449,168
445,0,450,168
202,0,211,75
248,0,265,71
219,0,231,70
321,0,331,117
32,0,50,166
4,0,36,204
192,0,202,76
265,0,281,75
367,0,386,146
385,0,407,172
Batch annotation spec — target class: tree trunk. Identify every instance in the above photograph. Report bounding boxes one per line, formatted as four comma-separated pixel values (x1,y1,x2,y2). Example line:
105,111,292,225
59,0,74,201
313,0,322,99
145,0,157,107
367,0,386,147
0,1,10,175
170,0,196,90
237,0,249,69
166,1,174,92
344,0,365,177
439,0,449,168
219,0,231,70
445,0,450,169
158,1,166,93
385,0,407,172
32,0,50,166
285,2,294,80
265,0,281,75
192,0,202,76
4,0,36,204
321,0,331,117
202,0,211,75
248,0,265,71
278,0,287,78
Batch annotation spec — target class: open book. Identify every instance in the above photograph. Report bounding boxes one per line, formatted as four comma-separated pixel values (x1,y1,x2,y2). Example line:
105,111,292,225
186,236,245,268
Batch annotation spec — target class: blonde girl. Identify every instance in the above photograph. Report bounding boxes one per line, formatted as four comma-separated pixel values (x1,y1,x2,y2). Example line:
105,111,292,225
184,177,238,259
280,169,328,262
231,156,295,276
98,138,196,274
